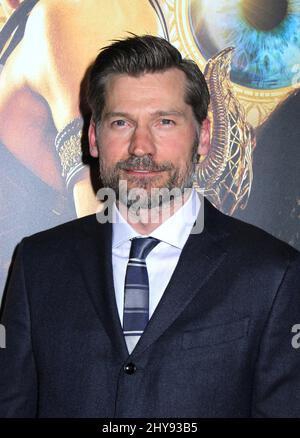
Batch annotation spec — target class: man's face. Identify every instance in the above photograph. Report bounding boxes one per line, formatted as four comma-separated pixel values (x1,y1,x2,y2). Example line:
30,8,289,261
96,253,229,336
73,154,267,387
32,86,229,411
89,68,210,209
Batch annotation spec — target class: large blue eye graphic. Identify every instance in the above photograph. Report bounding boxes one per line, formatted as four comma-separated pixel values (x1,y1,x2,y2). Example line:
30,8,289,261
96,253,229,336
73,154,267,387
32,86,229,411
189,0,300,89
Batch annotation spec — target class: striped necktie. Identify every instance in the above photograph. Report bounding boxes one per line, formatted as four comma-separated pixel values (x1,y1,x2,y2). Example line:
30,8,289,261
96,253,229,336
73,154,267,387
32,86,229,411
123,237,160,354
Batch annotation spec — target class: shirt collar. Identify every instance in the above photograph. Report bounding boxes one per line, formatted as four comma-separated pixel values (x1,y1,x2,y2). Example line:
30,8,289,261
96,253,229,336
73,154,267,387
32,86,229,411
112,188,201,250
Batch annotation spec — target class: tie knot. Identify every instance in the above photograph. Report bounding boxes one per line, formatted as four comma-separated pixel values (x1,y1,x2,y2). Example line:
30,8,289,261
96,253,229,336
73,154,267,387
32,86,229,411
129,237,160,260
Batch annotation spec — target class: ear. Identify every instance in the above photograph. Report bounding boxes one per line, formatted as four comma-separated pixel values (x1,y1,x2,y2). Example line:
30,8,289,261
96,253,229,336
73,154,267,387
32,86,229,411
88,120,99,158
197,118,211,157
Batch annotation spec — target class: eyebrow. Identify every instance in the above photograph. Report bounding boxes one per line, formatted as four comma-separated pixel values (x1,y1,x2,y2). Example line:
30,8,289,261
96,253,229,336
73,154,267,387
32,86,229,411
153,110,186,118
103,112,133,120
103,110,187,120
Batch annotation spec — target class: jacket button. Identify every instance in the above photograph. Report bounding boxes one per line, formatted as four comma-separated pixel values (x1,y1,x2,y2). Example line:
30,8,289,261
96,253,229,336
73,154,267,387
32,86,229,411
124,362,137,375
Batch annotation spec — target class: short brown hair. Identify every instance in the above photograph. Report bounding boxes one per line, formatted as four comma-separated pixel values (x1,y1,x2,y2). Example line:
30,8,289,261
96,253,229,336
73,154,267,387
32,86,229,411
87,34,210,126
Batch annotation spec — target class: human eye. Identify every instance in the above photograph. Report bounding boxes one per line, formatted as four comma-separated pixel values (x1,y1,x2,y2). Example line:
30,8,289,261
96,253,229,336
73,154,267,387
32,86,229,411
160,118,175,126
111,119,127,127
189,0,300,89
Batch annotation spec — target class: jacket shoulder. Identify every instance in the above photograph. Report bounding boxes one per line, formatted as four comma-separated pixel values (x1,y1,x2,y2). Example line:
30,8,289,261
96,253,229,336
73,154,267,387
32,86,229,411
204,198,299,262
20,214,106,257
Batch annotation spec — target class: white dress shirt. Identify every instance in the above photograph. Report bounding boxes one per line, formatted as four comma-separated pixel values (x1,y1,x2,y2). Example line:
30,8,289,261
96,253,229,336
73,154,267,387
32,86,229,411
112,188,201,326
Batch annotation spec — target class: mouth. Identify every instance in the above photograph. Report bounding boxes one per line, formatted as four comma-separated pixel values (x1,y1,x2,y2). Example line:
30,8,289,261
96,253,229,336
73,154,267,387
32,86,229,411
124,169,164,176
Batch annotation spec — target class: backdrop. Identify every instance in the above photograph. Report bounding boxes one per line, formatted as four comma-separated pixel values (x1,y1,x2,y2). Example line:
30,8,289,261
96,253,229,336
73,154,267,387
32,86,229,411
1,0,300,299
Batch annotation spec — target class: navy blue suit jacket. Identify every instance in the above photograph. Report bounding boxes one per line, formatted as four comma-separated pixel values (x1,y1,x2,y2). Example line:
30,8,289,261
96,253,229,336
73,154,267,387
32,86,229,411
1,199,300,417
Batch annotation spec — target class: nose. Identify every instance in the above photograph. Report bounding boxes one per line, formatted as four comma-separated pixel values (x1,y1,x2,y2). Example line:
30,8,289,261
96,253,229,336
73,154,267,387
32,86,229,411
128,125,156,157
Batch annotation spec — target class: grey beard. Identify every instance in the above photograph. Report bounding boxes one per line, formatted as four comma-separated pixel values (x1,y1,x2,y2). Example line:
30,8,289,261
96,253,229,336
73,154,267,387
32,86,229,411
98,141,199,210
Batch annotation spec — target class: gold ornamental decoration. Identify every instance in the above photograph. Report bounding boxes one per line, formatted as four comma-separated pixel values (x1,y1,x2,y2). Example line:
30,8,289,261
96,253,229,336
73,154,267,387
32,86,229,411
195,48,255,215
159,0,300,128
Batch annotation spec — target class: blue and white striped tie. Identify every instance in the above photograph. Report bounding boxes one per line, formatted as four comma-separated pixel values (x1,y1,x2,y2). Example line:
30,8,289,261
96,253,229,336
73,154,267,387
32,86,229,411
123,237,160,354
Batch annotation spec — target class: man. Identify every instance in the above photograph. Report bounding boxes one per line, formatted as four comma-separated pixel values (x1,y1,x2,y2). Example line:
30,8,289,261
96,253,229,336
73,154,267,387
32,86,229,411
1,35,300,418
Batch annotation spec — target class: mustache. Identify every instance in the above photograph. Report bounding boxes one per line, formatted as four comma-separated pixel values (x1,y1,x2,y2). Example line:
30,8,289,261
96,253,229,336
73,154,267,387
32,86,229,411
116,156,173,172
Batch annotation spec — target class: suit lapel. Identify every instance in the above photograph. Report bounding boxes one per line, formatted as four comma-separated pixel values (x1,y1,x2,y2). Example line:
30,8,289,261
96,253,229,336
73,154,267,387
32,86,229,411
74,216,129,361
74,198,230,360
131,198,230,357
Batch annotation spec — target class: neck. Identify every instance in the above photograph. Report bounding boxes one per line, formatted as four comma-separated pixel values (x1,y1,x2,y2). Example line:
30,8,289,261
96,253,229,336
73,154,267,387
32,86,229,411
117,188,193,235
